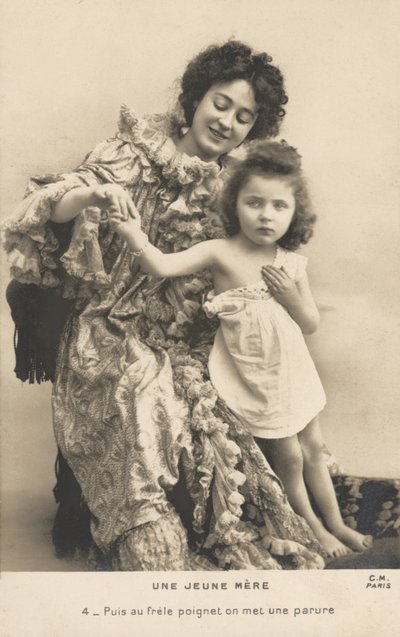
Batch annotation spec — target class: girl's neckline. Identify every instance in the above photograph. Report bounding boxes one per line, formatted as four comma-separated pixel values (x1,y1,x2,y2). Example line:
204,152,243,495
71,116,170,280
213,245,282,297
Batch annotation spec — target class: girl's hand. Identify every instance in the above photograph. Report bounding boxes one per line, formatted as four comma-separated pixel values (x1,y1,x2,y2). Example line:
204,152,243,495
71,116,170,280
108,210,142,242
91,184,139,221
262,265,320,333
261,265,299,305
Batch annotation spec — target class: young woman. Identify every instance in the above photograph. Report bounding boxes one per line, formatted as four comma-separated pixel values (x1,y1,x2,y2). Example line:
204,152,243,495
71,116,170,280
4,40,382,571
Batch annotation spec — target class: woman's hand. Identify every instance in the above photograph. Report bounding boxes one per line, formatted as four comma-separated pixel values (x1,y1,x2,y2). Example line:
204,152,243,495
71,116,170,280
51,184,139,224
91,184,139,221
261,265,299,305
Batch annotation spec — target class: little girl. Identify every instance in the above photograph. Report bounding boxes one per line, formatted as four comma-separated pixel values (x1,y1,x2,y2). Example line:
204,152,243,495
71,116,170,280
109,141,372,558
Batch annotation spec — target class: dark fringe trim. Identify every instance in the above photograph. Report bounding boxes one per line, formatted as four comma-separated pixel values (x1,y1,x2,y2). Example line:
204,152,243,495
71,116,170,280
6,280,72,384
13,325,52,384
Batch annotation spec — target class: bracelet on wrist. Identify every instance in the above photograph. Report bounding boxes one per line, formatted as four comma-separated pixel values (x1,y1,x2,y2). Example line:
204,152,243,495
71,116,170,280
128,235,149,257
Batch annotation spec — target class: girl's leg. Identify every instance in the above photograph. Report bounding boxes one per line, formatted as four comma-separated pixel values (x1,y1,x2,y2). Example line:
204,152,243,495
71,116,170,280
259,435,352,558
298,417,373,552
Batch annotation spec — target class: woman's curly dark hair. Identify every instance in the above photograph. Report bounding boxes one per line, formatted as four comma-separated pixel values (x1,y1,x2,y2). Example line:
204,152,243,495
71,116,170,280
220,141,316,251
179,40,288,140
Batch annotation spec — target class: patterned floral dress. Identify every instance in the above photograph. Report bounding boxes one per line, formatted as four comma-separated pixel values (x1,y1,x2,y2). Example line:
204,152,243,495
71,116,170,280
4,106,397,571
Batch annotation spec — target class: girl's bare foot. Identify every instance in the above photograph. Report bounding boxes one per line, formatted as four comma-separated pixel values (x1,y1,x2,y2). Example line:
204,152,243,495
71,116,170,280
333,525,373,552
314,527,352,559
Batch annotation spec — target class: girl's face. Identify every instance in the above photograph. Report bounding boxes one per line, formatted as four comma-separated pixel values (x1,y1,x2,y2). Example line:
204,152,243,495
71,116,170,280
236,174,296,247
181,79,258,161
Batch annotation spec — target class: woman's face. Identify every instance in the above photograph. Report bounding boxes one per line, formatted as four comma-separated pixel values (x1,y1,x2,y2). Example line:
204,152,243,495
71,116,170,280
182,79,258,162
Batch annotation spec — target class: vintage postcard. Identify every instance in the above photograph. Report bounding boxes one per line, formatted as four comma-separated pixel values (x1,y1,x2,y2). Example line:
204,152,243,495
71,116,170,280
1,1,399,636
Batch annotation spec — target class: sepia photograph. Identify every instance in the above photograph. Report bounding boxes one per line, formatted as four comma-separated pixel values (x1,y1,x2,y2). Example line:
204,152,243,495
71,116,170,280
1,0,399,635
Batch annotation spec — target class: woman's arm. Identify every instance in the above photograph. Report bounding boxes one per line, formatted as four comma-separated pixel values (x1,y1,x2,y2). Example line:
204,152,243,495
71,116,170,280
51,184,138,223
261,265,320,334
111,215,218,278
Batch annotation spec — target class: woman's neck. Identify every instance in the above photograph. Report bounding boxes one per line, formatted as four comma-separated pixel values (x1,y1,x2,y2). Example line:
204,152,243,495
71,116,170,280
175,130,219,164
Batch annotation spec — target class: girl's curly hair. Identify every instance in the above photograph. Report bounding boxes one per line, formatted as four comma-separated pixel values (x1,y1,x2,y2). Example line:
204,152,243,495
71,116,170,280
220,141,316,251
179,40,288,140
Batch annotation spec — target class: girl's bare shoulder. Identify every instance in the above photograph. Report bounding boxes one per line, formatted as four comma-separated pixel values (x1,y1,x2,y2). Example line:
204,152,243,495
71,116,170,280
210,237,235,248
207,237,236,270
201,237,232,255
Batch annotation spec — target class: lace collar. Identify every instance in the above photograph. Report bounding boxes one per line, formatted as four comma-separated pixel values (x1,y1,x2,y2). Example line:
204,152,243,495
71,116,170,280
117,104,229,185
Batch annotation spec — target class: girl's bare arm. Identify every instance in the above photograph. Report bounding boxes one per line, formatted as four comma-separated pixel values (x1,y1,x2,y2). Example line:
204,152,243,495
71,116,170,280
112,216,219,278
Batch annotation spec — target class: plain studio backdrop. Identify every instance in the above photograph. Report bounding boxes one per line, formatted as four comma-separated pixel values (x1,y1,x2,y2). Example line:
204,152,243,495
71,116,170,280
0,0,399,571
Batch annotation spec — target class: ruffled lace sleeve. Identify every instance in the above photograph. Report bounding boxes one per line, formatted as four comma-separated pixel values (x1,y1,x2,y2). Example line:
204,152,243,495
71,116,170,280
1,105,228,299
1,116,151,294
